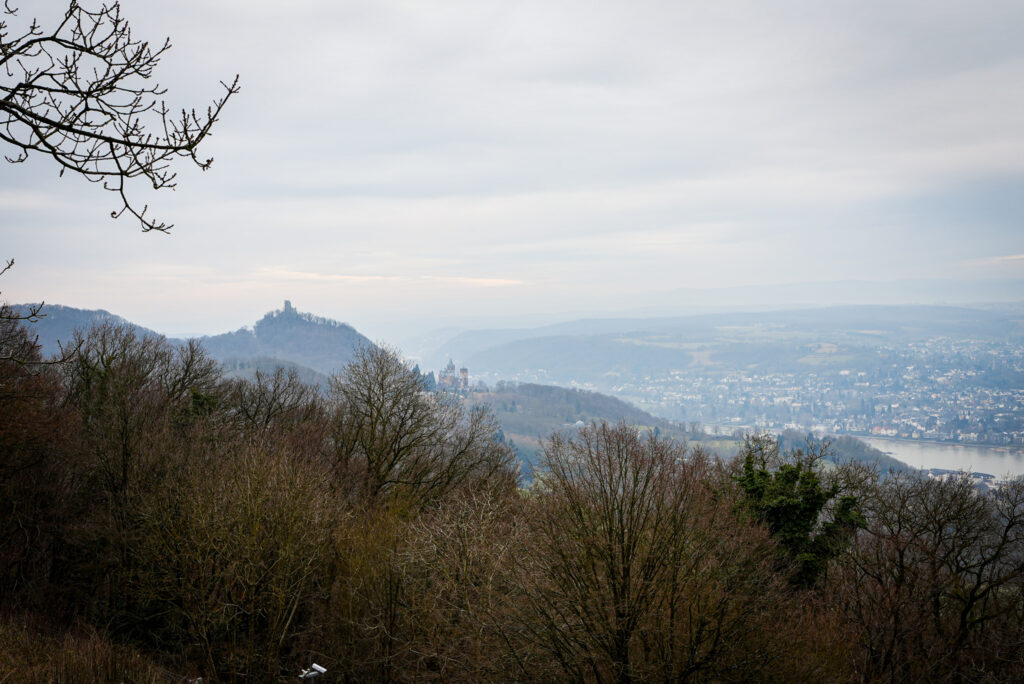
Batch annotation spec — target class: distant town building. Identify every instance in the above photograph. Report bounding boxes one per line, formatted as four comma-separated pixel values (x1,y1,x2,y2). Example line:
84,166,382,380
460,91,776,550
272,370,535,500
438,359,469,392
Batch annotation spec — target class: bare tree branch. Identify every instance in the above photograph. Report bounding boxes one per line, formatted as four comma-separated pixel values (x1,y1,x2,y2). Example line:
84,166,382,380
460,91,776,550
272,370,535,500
0,259,82,366
1,1,238,232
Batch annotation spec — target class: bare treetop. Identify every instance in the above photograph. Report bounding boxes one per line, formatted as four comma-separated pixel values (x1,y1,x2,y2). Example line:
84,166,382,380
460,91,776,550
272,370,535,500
0,0,238,232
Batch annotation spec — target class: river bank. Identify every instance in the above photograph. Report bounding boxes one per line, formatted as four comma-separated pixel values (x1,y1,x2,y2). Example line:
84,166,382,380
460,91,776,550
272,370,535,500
862,437,1024,477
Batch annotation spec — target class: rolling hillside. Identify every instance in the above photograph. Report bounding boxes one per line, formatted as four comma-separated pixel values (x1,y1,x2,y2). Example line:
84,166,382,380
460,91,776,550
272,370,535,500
200,301,372,376
470,381,689,468
11,300,372,381
10,303,161,357
431,304,1024,385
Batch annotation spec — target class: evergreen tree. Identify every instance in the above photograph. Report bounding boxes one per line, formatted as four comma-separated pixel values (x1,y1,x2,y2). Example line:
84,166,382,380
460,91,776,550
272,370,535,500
736,436,865,587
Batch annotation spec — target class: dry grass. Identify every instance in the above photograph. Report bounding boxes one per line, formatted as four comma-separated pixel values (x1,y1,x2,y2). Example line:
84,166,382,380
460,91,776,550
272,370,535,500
0,614,173,684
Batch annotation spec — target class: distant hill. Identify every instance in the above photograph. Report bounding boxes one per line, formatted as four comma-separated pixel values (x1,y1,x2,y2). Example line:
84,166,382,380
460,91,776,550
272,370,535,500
9,303,161,357
428,304,1024,384
775,429,916,475
10,300,373,380
219,356,331,387
430,304,1023,371
473,382,914,477
473,382,689,468
200,301,372,376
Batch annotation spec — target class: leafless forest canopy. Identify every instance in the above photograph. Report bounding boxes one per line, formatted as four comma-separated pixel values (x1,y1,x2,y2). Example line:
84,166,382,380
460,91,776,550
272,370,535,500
1,318,1024,682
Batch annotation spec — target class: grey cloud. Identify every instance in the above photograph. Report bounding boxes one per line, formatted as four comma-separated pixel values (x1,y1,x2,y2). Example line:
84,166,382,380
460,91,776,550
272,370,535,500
3,0,1024,335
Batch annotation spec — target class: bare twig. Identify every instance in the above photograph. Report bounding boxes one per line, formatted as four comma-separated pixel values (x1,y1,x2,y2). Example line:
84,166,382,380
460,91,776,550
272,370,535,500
0,1,238,232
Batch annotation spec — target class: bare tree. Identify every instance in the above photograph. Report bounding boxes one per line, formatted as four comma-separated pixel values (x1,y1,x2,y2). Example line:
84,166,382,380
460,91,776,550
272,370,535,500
0,260,49,363
391,490,531,681
0,293,40,367
329,345,516,509
0,316,74,603
833,472,1024,682
130,443,337,680
224,367,323,434
1,0,238,232
518,422,788,683
61,322,219,559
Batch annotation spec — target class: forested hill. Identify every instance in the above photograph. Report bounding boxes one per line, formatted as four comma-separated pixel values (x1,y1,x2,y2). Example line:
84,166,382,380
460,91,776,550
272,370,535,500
10,303,160,356
200,301,373,375
12,301,374,378
473,381,688,464
775,429,915,475
472,383,915,475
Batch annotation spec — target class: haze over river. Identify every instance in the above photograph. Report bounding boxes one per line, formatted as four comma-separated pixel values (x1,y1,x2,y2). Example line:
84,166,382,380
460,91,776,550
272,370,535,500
863,438,1024,478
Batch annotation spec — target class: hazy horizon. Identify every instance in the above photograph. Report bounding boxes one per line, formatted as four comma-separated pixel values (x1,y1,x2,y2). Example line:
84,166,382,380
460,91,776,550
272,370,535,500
12,277,1023,353
4,0,1024,339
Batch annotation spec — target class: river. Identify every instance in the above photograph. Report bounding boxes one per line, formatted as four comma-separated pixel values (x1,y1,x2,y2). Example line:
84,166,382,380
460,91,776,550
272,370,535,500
862,437,1024,478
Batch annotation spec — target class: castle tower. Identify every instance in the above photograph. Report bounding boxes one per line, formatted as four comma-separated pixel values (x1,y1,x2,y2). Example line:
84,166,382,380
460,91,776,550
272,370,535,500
439,359,457,390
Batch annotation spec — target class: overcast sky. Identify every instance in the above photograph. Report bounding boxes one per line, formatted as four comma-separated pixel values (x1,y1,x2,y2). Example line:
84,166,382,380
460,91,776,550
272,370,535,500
3,0,1024,339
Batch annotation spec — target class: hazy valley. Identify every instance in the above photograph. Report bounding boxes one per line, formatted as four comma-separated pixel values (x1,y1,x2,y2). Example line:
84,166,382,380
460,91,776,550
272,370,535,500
16,298,1021,477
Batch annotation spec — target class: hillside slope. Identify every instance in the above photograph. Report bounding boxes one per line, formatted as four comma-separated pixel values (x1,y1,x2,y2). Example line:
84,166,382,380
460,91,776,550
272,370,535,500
10,303,161,357
473,382,687,466
432,304,1023,377
199,300,372,376
11,301,373,379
